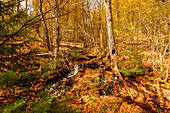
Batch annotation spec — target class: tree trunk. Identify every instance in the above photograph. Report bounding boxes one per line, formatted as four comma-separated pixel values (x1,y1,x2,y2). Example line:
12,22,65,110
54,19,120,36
39,0,51,51
98,1,103,49
73,6,77,42
17,0,20,13
104,0,115,56
54,0,60,68
26,0,27,11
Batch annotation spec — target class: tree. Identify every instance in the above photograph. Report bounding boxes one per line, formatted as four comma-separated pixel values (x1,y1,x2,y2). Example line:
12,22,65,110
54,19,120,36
54,0,60,67
104,0,115,56
0,0,37,73
39,0,51,50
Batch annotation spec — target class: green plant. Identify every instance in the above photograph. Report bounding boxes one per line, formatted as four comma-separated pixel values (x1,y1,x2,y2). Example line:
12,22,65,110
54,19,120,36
0,70,41,87
119,67,146,76
0,0,38,73
118,47,146,76
0,91,79,113
0,99,27,113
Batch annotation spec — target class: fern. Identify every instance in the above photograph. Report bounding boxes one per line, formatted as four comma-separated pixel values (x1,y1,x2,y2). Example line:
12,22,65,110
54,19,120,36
119,47,146,76
0,99,26,113
0,70,40,87
120,67,146,76
0,91,79,113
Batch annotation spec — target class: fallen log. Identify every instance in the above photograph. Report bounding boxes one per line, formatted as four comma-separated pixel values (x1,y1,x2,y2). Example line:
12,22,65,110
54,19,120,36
60,41,84,48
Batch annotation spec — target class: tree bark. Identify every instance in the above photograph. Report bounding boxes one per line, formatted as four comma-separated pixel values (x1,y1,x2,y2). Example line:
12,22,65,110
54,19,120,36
17,0,20,13
97,0,104,49
26,0,27,11
104,0,115,55
54,0,60,67
73,6,77,42
39,0,51,51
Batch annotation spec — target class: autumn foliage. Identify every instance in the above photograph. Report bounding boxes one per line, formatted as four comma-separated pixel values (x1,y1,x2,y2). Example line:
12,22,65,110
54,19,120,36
0,0,169,113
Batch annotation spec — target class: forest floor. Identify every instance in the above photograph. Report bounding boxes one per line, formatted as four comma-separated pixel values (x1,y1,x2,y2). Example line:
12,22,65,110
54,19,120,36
0,43,169,113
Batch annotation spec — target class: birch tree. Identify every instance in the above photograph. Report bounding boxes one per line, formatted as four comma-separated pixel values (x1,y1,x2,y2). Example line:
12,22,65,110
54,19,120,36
104,0,115,56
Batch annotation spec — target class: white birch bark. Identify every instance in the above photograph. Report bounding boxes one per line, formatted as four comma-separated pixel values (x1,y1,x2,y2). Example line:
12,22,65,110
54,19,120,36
104,0,114,56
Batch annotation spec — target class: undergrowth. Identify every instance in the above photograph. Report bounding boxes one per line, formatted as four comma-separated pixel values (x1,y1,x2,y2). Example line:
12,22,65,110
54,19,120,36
0,70,40,87
0,46,155,112
118,46,148,76
0,48,83,113
0,92,79,113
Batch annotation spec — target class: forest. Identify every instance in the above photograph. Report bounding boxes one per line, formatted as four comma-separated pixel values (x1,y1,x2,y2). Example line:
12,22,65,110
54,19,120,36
0,0,169,112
